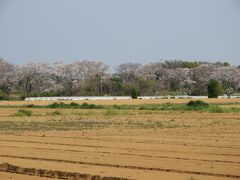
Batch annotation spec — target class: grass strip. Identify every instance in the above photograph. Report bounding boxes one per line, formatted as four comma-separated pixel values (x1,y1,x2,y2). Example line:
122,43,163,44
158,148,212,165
1,101,240,113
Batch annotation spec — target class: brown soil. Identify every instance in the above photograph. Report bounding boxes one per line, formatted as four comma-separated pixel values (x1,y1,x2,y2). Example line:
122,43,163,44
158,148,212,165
1,125,240,179
0,102,239,179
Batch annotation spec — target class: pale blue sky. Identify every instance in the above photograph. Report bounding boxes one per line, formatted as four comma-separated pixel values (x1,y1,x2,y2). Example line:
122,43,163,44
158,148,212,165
0,0,240,69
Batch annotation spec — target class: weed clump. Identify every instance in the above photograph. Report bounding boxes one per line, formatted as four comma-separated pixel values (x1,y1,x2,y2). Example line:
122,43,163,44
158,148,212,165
25,104,35,108
208,106,224,113
70,102,79,106
105,109,119,116
187,100,209,107
186,100,209,111
51,111,61,115
79,103,99,109
14,109,33,116
47,102,66,108
46,102,103,109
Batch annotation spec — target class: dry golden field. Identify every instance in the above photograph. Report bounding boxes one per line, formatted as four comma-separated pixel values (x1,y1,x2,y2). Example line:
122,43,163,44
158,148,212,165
0,99,240,179
0,98,240,106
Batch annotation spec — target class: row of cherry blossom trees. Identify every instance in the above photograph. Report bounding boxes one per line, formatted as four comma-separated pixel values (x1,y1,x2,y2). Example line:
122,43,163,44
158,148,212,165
0,58,239,99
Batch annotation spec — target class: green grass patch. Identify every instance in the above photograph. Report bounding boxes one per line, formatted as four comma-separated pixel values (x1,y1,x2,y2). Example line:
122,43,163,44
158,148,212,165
123,119,178,129
47,111,62,115
1,100,240,114
104,109,133,116
208,106,225,113
73,110,98,116
41,101,240,113
0,118,180,132
0,120,112,132
13,109,33,117
208,106,240,113
105,109,120,116
46,102,103,109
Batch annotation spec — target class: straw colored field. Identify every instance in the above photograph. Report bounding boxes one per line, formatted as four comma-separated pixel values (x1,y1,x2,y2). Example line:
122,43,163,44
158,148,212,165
0,98,240,106
0,100,239,179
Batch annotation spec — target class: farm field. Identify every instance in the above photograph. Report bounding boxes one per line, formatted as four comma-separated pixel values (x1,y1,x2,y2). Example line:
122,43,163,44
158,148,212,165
1,97,240,106
0,99,240,180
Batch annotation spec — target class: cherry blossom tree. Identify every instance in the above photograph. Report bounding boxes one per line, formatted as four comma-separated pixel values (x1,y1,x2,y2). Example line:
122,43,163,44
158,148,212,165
0,59,239,97
0,59,15,94
213,67,240,96
16,63,57,95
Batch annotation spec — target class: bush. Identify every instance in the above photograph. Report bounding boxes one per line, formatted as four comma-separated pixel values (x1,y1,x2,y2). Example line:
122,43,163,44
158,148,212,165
70,102,79,106
14,109,33,116
25,104,35,108
79,103,100,109
187,100,209,110
20,95,26,101
187,100,209,107
47,102,66,108
130,88,139,99
208,79,224,98
46,102,103,109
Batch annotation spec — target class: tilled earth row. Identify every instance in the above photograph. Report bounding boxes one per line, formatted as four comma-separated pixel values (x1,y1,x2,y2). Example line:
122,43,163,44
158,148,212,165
1,125,240,180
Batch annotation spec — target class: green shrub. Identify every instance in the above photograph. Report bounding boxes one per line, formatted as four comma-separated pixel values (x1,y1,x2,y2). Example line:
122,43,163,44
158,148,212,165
14,109,33,116
80,103,100,109
46,102,103,109
47,102,66,108
208,79,224,98
187,100,209,107
130,88,139,99
112,104,121,109
20,95,26,101
70,102,79,106
187,100,209,110
25,104,35,108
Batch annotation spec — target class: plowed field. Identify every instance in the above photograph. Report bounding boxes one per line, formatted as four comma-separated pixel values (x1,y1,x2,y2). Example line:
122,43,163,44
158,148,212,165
0,99,239,179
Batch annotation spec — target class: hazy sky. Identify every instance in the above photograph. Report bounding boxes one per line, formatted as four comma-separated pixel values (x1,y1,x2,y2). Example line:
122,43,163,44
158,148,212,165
0,0,240,69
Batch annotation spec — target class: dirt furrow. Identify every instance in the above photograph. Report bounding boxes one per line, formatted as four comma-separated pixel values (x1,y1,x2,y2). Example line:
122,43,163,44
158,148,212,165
17,134,240,143
1,138,239,151
0,154,239,179
0,162,129,180
1,139,239,157
1,145,239,165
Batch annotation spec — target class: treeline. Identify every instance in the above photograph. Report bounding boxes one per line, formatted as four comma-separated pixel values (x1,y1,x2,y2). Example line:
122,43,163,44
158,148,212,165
0,58,239,99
